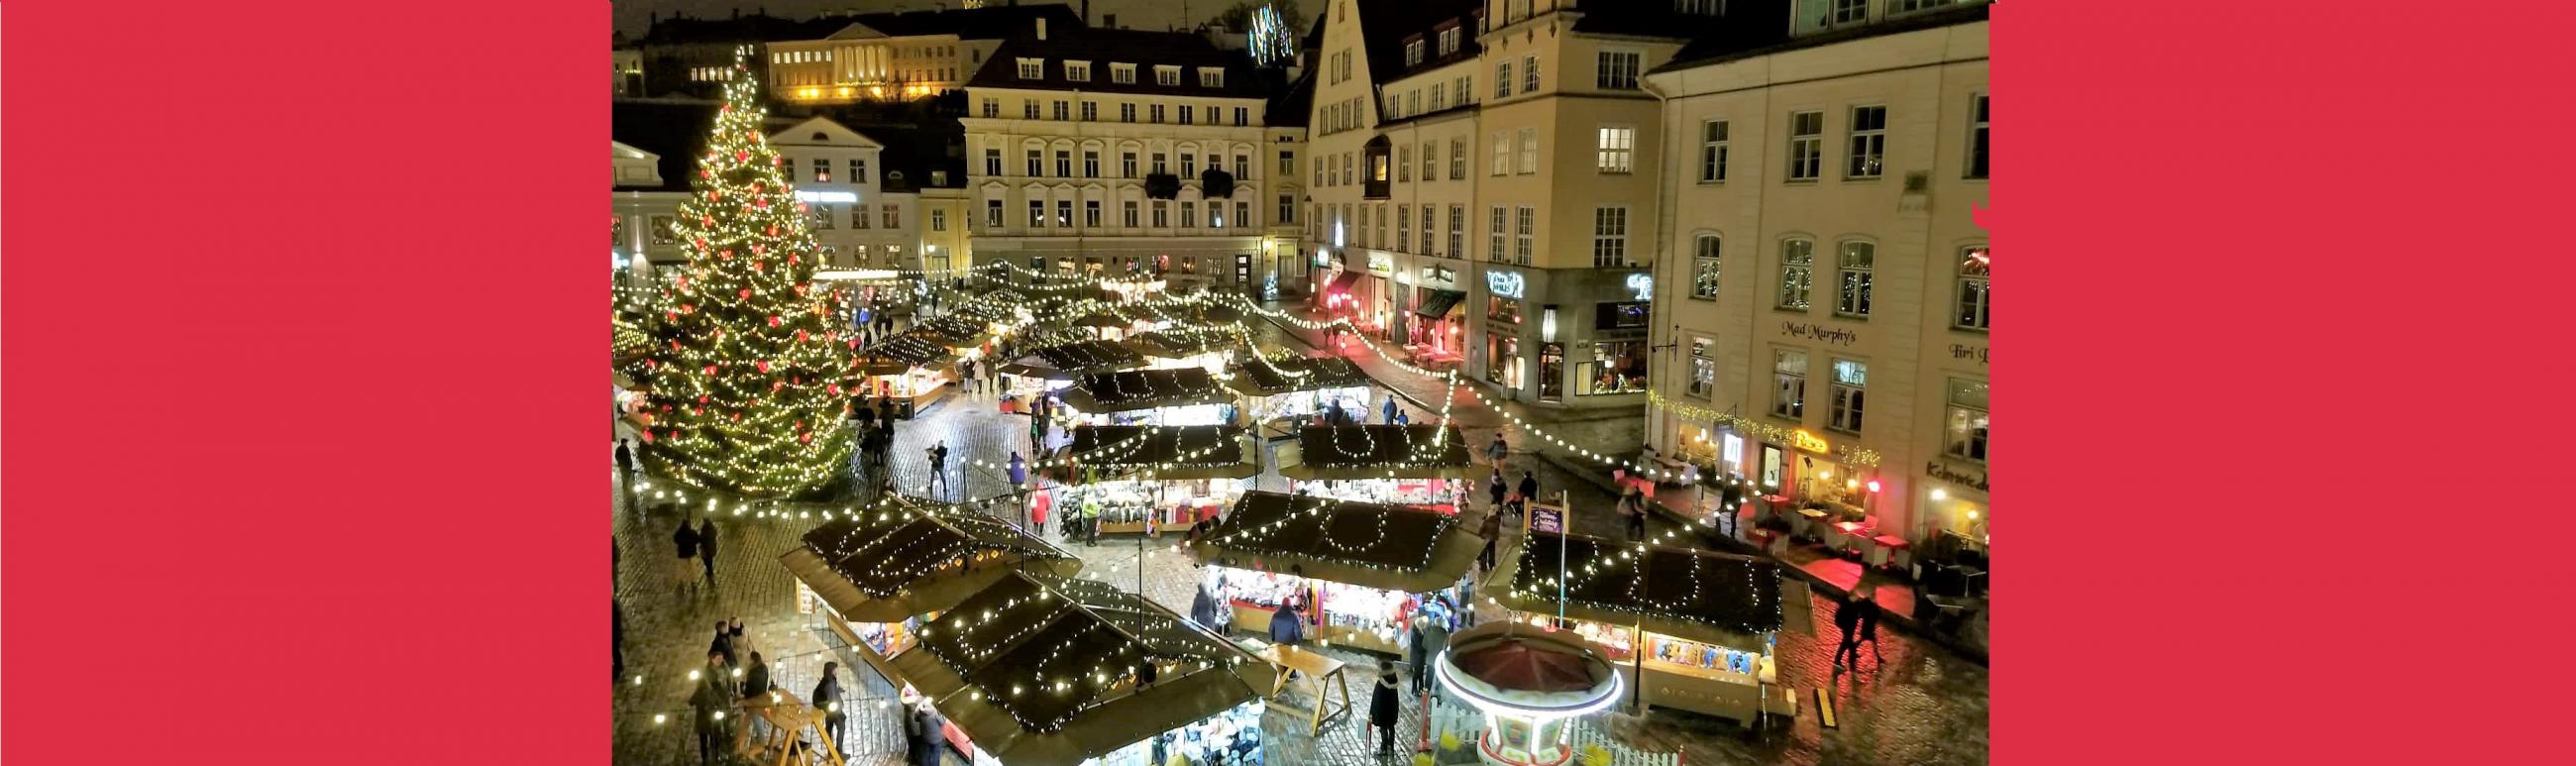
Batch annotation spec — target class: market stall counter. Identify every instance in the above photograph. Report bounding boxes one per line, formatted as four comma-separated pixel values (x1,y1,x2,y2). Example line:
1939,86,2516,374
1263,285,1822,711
1055,369,1235,426
1487,531,1797,725
1189,491,1484,656
1224,355,1376,439
1034,340,1148,378
856,332,958,419
886,570,1269,766
1278,424,1475,511
1061,425,1257,535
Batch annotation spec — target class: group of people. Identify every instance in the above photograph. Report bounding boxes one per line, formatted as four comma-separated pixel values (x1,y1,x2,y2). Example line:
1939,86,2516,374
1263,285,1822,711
670,515,720,597
849,394,902,492
687,616,859,765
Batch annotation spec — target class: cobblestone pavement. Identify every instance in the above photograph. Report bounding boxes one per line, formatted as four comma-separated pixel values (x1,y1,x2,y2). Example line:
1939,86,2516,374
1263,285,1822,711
610,297,1986,765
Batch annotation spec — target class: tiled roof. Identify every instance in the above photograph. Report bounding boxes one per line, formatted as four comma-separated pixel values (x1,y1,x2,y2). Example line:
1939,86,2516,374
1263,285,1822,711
1356,0,1483,83
1654,2,1984,74
965,27,1271,99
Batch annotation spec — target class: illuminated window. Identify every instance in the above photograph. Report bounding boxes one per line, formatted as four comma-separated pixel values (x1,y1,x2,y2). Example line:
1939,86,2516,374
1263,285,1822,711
1771,349,1807,420
1847,105,1886,178
1954,247,1991,330
1596,126,1634,173
1776,239,1814,310
1828,359,1867,433
1691,236,1721,299
1835,241,1875,317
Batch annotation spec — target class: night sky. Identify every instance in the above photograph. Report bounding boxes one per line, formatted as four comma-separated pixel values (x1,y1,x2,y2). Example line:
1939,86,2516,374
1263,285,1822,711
613,0,1221,39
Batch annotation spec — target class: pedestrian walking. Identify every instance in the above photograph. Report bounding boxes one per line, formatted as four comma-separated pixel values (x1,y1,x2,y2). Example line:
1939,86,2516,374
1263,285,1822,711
1393,410,1409,426
614,439,635,476
1858,586,1886,665
672,518,700,596
1516,471,1539,516
1081,493,1103,545
903,702,932,766
710,618,742,668
740,651,774,745
1007,451,1027,488
1381,395,1398,425
926,441,951,494
1369,662,1402,756
876,398,895,426
698,516,720,586
1485,432,1509,466
1189,580,1222,631
690,650,734,766
1620,486,1648,541
1031,488,1054,538
1833,586,1880,672
1477,506,1503,572
1487,469,1508,510
812,662,850,756
612,599,625,681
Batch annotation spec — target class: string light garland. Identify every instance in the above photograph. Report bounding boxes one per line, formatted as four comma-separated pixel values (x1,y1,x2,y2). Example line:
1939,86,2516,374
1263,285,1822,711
1646,388,1883,469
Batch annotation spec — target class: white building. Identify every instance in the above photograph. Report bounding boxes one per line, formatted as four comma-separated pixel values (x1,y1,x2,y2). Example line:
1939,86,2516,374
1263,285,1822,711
764,4,1084,104
962,24,1306,292
1642,0,1989,544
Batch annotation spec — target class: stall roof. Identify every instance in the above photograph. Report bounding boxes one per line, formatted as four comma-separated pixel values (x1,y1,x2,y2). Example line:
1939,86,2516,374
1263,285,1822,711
1414,288,1466,320
1067,425,1256,480
1280,424,1474,480
1058,368,1232,413
1033,340,1146,375
864,332,954,368
1228,355,1375,396
887,571,1266,764
1192,491,1482,594
779,497,1080,622
1491,531,1784,648
1127,329,1234,360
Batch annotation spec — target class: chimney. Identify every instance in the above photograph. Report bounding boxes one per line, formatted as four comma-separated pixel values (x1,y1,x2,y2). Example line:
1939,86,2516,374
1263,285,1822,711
1036,17,1047,40
1082,0,1091,25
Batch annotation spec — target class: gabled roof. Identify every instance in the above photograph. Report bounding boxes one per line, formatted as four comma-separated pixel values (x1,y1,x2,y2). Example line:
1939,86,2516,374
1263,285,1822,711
767,115,883,149
1266,63,1317,128
1655,1,1982,74
1356,0,1483,84
611,99,721,192
966,27,1272,99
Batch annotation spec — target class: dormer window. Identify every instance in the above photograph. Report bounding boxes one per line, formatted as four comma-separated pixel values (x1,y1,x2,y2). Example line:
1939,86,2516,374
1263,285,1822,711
1016,57,1044,79
1438,26,1461,55
1156,65,1182,86
1199,68,1224,87
1064,60,1091,81
1405,39,1426,66
1111,62,1136,84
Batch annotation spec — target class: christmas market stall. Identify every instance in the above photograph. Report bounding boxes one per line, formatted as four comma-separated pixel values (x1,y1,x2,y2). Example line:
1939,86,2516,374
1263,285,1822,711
1056,369,1236,427
780,495,1082,694
1033,340,1148,378
1125,327,1236,373
1189,491,1484,656
1279,424,1474,510
886,570,1269,766
1061,425,1258,536
1224,354,1376,437
857,331,957,418
1488,531,1795,724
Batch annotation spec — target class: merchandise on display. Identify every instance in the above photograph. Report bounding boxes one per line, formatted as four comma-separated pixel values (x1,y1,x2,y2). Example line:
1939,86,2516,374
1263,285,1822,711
1082,700,1264,766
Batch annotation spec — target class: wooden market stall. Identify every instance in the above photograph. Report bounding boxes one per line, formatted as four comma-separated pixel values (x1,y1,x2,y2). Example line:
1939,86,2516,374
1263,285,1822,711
780,496,1081,677
1224,355,1377,439
1055,369,1236,426
1033,340,1147,378
1487,531,1796,724
1125,328,1236,373
857,333,957,419
1279,424,1475,510
885,571,1270,766
1060,425,1257,535
1189,491,1483,655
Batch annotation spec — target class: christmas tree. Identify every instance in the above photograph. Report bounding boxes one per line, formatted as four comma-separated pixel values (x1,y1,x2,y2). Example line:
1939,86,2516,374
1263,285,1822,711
634,48,854,498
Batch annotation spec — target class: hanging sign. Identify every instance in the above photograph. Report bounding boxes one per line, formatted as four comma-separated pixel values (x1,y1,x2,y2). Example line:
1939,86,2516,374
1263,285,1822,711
1486,270,1526,299
1367,252,1394,274
1791,429,1831,455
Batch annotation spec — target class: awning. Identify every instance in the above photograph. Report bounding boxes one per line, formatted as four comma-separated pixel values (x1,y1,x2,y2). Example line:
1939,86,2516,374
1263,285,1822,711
1033,340,1146,375
885,571,1267,764
1226,355,1375,396
1127,330,1233,360
1414,288,1466,320
1485,531,1784,649
1191,491,1482,594
995,361,1069,381
777,497,1081,623
1067,425,1258,481
1327,270,1362,292
1056,368,1234,413
1280,424,1475,480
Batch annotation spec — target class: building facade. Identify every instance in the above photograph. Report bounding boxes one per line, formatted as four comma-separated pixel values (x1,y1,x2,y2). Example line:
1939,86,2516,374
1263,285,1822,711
768,117,928,272
1642,0,1989,544
763,4,1084,104
1303,0,1732,409
963,25,1303,293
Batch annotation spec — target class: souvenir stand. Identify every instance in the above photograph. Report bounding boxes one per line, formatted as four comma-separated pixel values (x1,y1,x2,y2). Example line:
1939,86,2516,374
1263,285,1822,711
1279,424,1475,511
857,332,955,419
1224,355,1376,440
885,570,1269,766
1055,369,1235,427
1190,491,1484,656
779,495,1082,714
1487,531,1795,724
1063,425,1257,535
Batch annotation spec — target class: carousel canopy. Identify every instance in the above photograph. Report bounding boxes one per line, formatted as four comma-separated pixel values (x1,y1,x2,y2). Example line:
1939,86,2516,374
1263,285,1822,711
780,496,1080,622
1067,425,1256,480
1491,531,1784,648
1058,368,1232,413
1280,424,1474,480
1227,355,1375,396
887,571,1266,765
1191,491,1482,594
1034,340,1145,375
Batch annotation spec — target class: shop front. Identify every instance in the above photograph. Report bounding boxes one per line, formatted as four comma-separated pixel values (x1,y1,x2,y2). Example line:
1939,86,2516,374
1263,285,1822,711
1410,286,1468,370
1463,266,1654,409
884,571,1269,766
1279,424,1476,511
1191,491,1484,656
1062,424,1258,535
1487,531,1796,725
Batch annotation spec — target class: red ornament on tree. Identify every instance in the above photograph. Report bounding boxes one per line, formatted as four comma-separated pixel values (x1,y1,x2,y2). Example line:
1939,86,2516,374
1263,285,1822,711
768,316,782,327
766,226,778,236
703,365,718,377
738,288,751,299
756,361,772,374
827,384,841,395
640,429,654,443
735,151,750,163
796,329,808,342
801,432,812,444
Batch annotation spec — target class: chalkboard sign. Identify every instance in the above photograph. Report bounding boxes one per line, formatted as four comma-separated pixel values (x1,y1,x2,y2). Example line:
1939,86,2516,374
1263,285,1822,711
1527,506,1564,535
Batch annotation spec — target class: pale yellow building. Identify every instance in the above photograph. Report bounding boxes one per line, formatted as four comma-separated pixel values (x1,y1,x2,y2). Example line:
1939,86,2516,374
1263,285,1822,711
764,4,1084,104
1642,0,1989,544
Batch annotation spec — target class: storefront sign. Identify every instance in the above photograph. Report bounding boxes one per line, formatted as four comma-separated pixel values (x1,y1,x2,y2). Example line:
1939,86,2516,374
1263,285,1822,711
1625,273,1654,300
796,582,815,615
1528,505,1564,535
1367,252,1394,274
1926,461,1989,492
1421,265,1456,284
1949,343,1989,365
1486,270,1526,299
1790,429,1831,455
1781,321,1857,347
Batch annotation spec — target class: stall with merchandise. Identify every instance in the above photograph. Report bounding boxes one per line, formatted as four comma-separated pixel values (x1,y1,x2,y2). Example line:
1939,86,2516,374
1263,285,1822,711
1190,491,1484,655
1126,328,1236,373
779,495,1081,692
1279,424,1475,511
1488,531,1794,724
1062,425,1257,535
1225,355,1376,438
1034,340,1148,378
1056,369,1236,427
885,570,1269,766
857,332,957,419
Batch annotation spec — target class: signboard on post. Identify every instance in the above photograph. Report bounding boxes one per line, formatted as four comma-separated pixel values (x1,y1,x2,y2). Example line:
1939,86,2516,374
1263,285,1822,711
1526,502,1564,535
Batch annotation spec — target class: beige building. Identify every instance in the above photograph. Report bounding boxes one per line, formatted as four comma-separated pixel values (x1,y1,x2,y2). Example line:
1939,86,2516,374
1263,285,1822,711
962,25,1305,292
1641,0,1989,544
764,4,1082,104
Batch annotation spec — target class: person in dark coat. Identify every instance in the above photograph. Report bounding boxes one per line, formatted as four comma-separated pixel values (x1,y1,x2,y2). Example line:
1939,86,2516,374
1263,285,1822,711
1488,470,1508,510
740,651,774,745
1833,586,1880,672
672,518,700,596
1369,662,1403,755
698,517,719,585
612,599,625,681
1268,601,1305,645
1478,507,1505,572
1620,486,1648,541
710,619,740,668
1382,395,1399,425
1485,432,1510,466
812,662,850,756
614,439,635,476
690,650,734,766
1516,471,1540,514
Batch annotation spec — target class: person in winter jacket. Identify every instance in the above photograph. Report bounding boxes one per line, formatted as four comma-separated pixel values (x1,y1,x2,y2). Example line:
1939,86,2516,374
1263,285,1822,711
1369,662,1403,755
1833,585,1880,672
1189,582,1223,631
672,518,700,596
698,517,720,585
812,662,849,756
1478,508,1505,572
690,650,734,766
1268,601,1306,646
1485,433,1510,466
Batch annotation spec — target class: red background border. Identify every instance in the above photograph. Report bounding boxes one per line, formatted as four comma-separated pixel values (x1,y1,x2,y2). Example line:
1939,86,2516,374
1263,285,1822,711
7,1,2574,763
